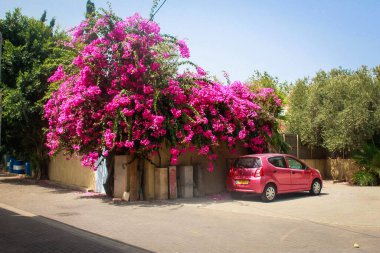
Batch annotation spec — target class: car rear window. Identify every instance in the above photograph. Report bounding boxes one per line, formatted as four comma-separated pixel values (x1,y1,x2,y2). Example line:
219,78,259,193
268,156,287,168
234,158,262,168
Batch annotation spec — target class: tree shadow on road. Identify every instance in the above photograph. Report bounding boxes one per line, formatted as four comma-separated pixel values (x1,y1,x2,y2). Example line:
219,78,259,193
77,191,237,208
77,190,330,207
0,172,329,207
0,173,75,194
0,207,153,253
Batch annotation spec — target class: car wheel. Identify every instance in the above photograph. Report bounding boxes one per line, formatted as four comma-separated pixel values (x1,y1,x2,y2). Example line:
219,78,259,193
310,179,322,195
261,184,276,202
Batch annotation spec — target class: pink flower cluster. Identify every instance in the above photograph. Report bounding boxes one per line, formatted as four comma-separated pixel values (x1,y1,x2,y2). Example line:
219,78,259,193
45,12,281,170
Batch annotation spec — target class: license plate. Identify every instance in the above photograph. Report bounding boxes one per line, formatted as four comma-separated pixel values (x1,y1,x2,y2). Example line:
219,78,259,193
235,180,249,185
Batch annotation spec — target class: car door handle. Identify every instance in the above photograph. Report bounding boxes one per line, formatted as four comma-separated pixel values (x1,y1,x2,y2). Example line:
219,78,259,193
273,170,277,173
291,171,296,174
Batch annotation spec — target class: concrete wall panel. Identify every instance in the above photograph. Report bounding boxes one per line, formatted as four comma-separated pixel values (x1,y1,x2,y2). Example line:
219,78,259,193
49,153,96,191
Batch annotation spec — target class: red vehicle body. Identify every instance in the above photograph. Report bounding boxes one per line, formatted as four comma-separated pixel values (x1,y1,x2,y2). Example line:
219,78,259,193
226,153,323,201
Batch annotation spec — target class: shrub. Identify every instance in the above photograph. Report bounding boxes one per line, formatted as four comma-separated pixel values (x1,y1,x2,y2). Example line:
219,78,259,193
352,171,379,186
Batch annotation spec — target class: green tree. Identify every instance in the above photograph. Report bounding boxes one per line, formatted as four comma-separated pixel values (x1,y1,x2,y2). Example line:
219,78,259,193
86,0,96,19
287,66,380,156
40,10,47,22
0,8,72,178
286,78,322,147
247,70,290,103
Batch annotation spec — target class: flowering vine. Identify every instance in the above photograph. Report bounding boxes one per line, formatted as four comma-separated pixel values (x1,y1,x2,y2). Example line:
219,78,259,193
45,10,282,171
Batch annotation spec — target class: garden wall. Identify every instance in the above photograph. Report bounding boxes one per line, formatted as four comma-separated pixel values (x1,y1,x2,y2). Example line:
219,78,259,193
327,158,361,183
156,143,249,195
301,158,361,182
302,159,330,179
49,153,96,191
49,144,249,196
49,151,358,197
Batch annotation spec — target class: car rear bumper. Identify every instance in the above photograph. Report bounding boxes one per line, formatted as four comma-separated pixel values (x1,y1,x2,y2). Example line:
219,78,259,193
227,177,265,194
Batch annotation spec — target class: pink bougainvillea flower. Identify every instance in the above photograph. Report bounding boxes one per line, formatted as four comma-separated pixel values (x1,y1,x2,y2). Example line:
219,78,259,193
124,141,134,148
170,108,182,118
207,162,214,172
196,67,207,76
48,65,65,83
151,62,160,71
199,145,210,155
177,40,190,58
44,11,282,170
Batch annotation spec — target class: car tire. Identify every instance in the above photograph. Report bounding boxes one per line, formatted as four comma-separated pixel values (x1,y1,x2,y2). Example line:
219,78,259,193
310,179,322,196
261,184,276,202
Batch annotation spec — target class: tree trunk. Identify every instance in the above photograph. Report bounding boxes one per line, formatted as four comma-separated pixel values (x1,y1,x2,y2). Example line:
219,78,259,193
36,154,49,180
103,156,114,197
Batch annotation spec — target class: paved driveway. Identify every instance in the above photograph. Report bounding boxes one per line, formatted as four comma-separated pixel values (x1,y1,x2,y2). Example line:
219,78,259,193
0,174,379,253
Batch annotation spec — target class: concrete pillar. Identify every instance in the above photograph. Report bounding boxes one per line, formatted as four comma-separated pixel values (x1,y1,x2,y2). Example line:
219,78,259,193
179,165,193,198
193,164,204,197
144,161,155,200
168,166,177,199
128,158,139,201
155,167,168,200
113,155,139,201
113,155,128,198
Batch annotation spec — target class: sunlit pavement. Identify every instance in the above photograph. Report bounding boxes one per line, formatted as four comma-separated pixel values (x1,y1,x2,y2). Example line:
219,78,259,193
1,173,380,253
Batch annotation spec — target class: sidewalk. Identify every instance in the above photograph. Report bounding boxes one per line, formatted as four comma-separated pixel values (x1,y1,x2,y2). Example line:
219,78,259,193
1,172,380,253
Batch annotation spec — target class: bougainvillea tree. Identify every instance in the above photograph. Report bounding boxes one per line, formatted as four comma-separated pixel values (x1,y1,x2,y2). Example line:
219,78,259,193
45,10,282,172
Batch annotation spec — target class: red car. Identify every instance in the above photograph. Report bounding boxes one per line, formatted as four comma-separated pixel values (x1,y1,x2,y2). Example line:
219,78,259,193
226,153,323,202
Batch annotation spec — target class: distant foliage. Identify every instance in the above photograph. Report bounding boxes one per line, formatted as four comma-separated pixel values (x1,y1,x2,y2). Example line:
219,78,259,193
86,0,96,19
352,171,379,186
0,8,71,178
287,67,380,156
247,71,290,104
44,10,283,170
352,143,380,185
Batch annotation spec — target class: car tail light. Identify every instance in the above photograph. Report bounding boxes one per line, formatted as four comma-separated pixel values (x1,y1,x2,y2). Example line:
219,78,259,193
254,167,264,177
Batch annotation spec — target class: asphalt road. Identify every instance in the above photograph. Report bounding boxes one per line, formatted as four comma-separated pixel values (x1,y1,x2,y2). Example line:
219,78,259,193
1,174,380,253
0,208,152,253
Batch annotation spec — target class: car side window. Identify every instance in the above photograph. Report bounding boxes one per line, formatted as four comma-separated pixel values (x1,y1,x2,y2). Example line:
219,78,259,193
268,156,287,168
286,157,306,170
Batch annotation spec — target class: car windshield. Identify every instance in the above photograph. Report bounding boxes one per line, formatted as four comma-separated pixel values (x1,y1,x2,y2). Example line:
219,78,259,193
234,157,262,168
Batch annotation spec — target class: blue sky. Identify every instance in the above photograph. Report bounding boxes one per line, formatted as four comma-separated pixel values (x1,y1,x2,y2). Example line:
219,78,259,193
1,0,380,84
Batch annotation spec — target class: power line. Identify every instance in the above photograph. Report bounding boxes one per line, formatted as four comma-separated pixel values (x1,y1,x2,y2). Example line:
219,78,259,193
150,0,167,21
